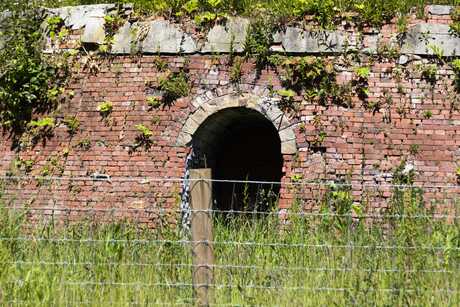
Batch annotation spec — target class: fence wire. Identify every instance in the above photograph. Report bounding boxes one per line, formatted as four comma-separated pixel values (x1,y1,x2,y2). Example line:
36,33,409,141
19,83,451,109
0,175,459,306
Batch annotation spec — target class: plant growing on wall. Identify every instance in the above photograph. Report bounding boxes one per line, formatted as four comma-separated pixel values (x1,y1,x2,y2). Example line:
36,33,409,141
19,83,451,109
97,101,113,117
452,59,460,92
450,7,460,36
276,56,350,107
353,66,370,102
133,124,154,151
157,71,190,106
62,116,80,136
0,1,68,146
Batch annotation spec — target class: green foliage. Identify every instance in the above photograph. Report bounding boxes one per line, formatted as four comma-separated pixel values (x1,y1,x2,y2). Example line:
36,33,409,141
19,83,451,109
450,7,460,36
62,116,80,135
135,123,153,138
97,101,113,117
421,64,437,85
229,56,244,84
46,15,64,40
26,117,55,143
0,1,67,144
423,110,433,119
0,187,459,305
452,59,460,92
158,71,190,106
244,11,276,69
353,66,371,102
320,183,354,232
277,56,349,107
409,144,420,155
147,96,162,108
133,124,154,151
76,138,91,150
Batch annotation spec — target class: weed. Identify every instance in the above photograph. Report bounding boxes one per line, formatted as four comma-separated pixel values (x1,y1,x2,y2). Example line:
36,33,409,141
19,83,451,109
62,116,80,135
97,101,113,117
423,110,433,119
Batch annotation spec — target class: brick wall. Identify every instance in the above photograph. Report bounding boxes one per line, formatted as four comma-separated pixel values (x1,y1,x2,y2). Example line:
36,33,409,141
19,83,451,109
1,6,459,223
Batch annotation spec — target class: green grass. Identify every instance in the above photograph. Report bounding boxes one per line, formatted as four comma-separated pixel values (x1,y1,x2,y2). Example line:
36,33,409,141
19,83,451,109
34,0,460,27
0,191,459,306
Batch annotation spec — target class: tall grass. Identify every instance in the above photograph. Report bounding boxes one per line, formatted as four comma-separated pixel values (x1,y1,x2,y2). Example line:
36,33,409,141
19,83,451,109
0,188,459,305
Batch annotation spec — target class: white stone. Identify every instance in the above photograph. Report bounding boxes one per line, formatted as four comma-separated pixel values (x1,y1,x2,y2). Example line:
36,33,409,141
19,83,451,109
201,17,250,53
141,20,197,54
81,17,105,44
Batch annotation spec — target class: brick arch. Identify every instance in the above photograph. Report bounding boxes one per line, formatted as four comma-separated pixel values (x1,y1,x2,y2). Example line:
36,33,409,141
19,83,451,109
176,93,297,154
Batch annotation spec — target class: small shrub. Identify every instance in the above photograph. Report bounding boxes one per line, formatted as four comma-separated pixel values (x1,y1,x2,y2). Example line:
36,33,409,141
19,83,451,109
354,67,370,93
229,56,243,84
134,124,154,150
158,71,190,106
62,116,80,135
147,96,162,108
421,64,437,84
409,144,419,155
452,59,460,92
27,117,55,142
76,138,91,151
97,101,113,117
450,7,460,36
423,110,433,119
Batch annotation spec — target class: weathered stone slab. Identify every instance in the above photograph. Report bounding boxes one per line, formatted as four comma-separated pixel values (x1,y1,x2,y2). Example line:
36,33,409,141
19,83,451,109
281,27,352,53
401,23,460,56
81,17,105,44
111,22,133,54
201,17,250,53
427,5,452,15
49,4,115,30
141,20,197,54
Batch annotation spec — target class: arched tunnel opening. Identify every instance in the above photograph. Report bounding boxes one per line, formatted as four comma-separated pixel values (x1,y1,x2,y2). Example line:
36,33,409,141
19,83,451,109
191,107,283,213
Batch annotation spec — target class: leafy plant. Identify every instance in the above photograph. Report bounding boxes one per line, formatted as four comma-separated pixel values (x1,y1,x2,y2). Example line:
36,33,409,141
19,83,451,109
27,117,55,143
97,101,113,117
421,64,437,85
134,124,154,150
76,138,91,151
62,116,80,135
353,66,371,102
229,56,244,84
452,59,460,92
0,1,68,146
409,144,420,155
147,96,162,108
423,110,433,119
244,12,276,69
277,56,349,107
450,7,460,36
157,71,190,106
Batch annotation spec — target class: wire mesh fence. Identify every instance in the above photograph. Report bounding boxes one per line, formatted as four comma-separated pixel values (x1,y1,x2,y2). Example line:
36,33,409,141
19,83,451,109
0,174,459,305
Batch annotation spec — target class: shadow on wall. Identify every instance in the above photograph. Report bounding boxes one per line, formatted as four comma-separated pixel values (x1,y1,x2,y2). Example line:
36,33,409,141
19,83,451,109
192,107,283,212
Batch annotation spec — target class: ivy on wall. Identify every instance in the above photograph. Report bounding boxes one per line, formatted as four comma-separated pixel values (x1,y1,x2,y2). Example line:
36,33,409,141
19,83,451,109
0,1,70,147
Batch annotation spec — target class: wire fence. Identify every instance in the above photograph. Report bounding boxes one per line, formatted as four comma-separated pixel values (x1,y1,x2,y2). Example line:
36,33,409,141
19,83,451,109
0,174,459,305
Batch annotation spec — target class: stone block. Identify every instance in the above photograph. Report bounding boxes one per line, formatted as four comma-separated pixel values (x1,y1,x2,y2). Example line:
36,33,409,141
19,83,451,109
427,5,452,15
111,22,132,54
281,27,351,53
281,140,297,154
401,23,460,56
141,20,197,54
201,17,250,53
81,17,105,44
50,4,115,30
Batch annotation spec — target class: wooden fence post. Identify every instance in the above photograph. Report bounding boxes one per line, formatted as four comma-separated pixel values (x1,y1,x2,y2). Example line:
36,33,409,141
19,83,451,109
190,169,214,306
